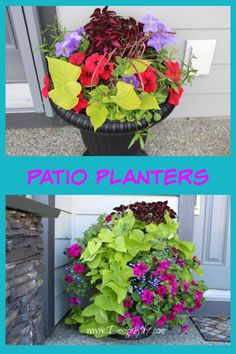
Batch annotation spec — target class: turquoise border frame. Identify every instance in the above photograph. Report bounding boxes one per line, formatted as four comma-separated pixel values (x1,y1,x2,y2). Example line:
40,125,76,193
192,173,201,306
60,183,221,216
0,1,234,352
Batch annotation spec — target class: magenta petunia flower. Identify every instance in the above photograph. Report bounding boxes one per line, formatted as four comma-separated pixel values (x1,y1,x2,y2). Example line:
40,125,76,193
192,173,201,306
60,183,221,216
180,323,189,334
73,263,86,273
188,308,194,313
131,315,143,328
152,266,165,276
141,289,155,305
194,299,202,309
172,302,184,313
159,260,170,269
128,328,139,337
191,280,197,285
156,285,168,297
167,312,177,320
64,275,73,283
194,290,203,299
124,298,133,308
69,297,80,305
156,315,167,327
67,243,83,258
133,261,149,277
182,281,190,292
125,312,131,318
176,259,185,267
161,273,176,282
170,282,178,296
117,315,125,324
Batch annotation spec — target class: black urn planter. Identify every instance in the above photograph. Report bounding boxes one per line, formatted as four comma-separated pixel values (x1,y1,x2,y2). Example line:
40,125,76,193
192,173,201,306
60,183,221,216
50,100,175,156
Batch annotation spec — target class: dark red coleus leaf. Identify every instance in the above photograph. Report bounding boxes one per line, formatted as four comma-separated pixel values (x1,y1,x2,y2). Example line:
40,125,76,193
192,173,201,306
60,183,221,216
113,201,177,225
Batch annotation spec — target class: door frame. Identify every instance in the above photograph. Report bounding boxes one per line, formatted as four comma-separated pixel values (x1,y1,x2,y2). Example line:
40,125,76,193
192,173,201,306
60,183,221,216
7,6,53,116
178,195,230,316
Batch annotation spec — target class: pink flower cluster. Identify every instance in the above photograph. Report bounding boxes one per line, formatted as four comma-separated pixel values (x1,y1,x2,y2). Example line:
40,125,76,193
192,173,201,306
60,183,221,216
67,243,83,258
133,261,149,276
73,263,86,273
141,289,155,305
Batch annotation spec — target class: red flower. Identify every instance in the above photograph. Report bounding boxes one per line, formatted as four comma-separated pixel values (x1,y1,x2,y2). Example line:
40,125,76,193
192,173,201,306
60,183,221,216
105,214,112,222
85,53,107,73
99,63,114,80
168,86,183,105
164,62,181,83
69,53,85,66
140,68,157,92
79,65,99,86
152,256,158,263
41,74,50,98
73,93,88,113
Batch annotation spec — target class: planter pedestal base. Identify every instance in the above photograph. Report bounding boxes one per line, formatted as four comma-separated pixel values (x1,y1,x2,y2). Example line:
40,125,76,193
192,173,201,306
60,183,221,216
82,149,148,156
50,100,175,156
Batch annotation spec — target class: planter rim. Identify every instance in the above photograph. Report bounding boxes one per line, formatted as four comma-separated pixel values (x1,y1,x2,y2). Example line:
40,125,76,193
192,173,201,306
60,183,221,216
50,99,175,135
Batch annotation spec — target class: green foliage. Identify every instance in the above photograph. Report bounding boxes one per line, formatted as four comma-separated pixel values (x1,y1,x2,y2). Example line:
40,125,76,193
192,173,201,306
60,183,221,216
112,57,129,78
86,83,159,131
46,57,81,110
38,19,66,58
79,37,90,53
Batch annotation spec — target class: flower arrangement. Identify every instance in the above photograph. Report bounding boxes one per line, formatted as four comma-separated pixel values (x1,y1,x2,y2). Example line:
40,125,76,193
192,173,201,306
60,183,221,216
63,201,207,338
40,7,196,148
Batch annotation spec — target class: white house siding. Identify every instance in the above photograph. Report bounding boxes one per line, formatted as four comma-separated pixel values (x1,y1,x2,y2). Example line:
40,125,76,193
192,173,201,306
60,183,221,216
56,6,230,118
54,195,73,324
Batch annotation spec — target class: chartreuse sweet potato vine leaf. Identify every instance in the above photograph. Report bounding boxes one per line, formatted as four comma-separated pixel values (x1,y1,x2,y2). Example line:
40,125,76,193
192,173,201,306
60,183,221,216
139,93,160,110
86,102,109,131
115,81,141,110
125,59,152,76
46,56,81,110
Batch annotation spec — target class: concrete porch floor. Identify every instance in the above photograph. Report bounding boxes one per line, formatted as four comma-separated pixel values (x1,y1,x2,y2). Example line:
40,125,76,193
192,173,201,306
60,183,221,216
46,319,229,346
6,116,230,156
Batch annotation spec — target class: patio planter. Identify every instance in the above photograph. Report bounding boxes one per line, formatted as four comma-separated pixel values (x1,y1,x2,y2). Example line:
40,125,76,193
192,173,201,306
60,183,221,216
51,100,174,156
63,201,207,339
40,6,196,157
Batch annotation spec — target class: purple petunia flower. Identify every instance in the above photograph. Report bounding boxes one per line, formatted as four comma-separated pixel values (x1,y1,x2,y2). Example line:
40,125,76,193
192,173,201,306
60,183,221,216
140,14,160,32
147,23,176,52
123,75,140,88
56,31,81,57
76,26,85,35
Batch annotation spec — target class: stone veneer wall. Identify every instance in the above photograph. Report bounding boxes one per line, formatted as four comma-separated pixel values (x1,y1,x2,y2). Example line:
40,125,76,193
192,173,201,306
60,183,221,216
6,209,45,345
